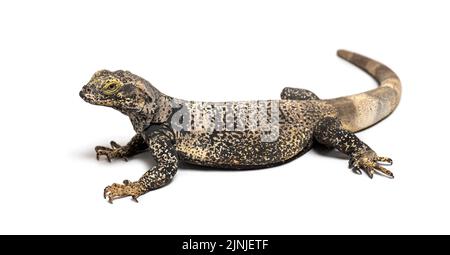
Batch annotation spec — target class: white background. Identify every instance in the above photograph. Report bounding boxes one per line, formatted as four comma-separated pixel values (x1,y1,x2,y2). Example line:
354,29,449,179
0,0,449,234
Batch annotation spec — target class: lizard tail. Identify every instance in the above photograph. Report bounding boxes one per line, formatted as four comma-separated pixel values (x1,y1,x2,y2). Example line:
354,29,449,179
325,50,402,132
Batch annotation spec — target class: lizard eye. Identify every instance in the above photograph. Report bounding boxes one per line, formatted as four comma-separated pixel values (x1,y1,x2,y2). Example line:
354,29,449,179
102,80,122,95
106,83,117,90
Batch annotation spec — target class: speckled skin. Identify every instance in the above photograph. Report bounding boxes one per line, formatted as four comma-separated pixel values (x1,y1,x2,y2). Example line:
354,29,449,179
80,50,401,203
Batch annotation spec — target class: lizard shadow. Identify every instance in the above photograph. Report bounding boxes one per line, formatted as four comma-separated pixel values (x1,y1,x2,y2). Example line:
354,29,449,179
311,143,349,160
132,152,157,166
77,149,95,160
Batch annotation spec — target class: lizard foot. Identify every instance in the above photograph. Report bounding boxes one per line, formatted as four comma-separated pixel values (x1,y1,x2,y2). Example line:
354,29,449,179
95,141,128,162
103,180,143,203
349,151,394,179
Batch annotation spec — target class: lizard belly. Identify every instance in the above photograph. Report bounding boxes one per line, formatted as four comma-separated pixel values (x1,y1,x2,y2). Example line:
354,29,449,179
174,124,312,168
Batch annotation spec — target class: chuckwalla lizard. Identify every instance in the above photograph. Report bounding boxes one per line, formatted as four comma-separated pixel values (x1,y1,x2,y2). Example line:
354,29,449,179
80,50,401,203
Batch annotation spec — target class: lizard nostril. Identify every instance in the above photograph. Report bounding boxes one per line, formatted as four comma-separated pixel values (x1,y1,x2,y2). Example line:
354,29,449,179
80,86,92,98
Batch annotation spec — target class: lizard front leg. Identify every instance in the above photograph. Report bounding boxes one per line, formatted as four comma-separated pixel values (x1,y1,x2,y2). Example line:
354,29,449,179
95,134,148,162
314,117,394,178
103,127,178,203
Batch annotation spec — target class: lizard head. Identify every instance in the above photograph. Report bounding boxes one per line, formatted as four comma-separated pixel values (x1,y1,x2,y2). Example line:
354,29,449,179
80,70,160,116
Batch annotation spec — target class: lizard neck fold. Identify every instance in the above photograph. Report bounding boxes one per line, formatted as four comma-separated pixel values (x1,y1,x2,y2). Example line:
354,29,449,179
129,113,152,133
151,93,177,124
129,93,176,133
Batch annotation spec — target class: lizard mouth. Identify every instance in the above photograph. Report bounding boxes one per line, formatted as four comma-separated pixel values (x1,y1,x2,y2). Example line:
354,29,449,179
79,89,94,103
80,89,115,107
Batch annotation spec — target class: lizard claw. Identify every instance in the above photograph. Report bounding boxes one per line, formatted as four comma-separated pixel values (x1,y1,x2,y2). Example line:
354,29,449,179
350,151,394,179
95,146,111,161
367,169,374,179
103,186,108,199
376,156,393,166
103,181,143,203
352,168,362,175
373,164,394,178
95,142,128,162
110,141,121,149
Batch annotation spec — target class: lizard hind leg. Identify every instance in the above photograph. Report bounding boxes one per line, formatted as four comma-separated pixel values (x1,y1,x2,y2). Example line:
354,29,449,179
280,87,320,100
313,116,394,179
